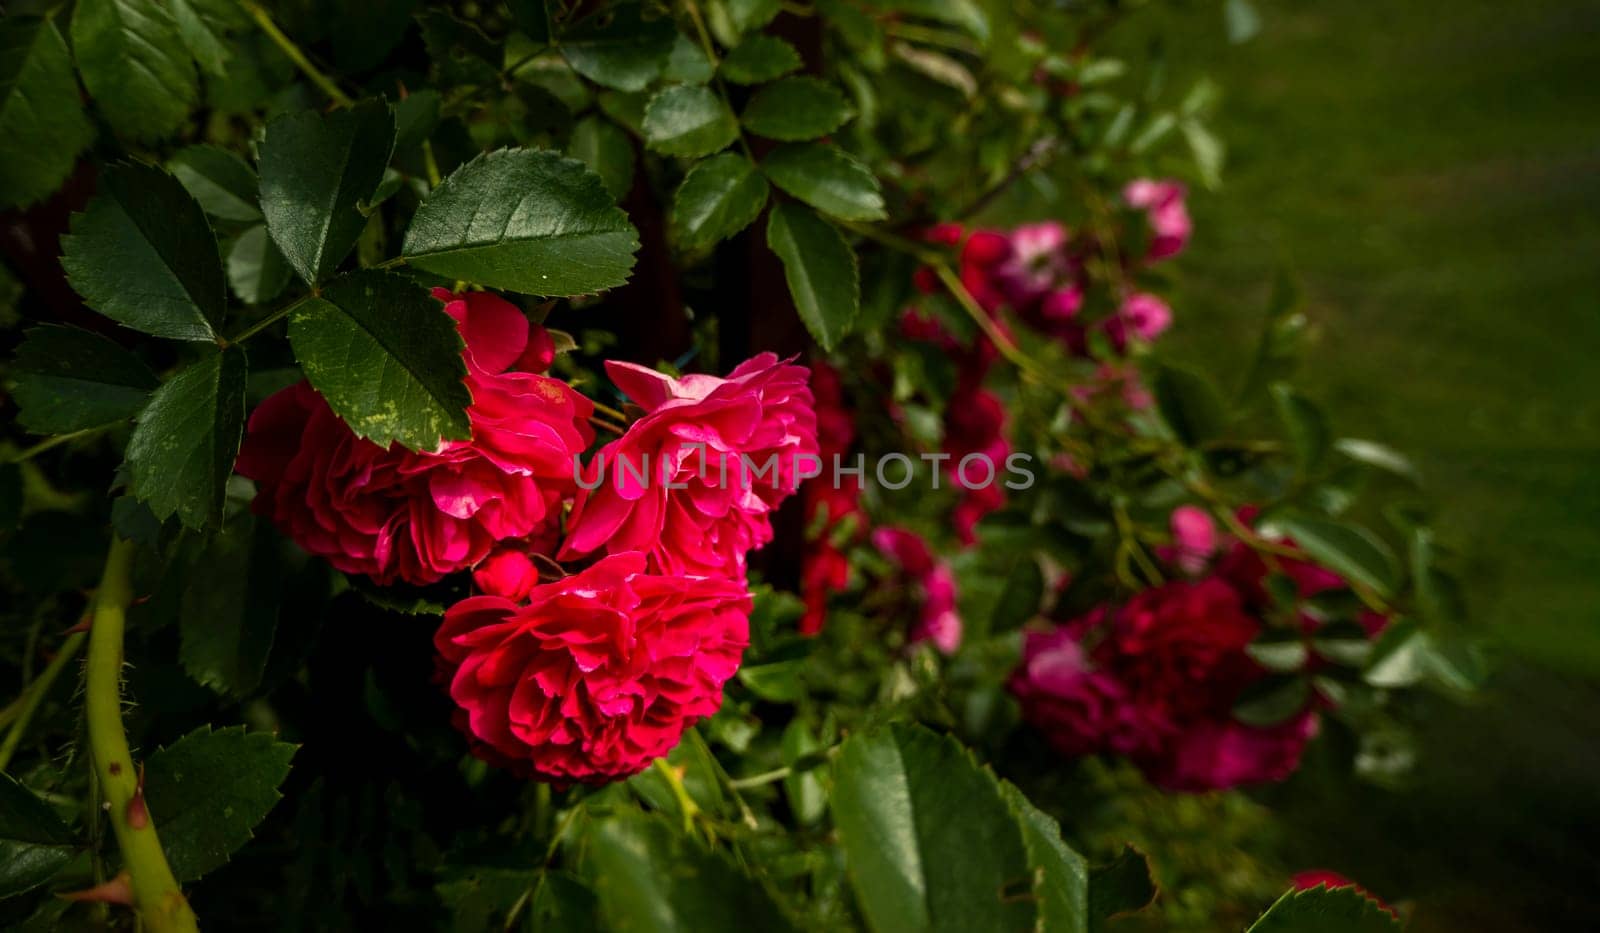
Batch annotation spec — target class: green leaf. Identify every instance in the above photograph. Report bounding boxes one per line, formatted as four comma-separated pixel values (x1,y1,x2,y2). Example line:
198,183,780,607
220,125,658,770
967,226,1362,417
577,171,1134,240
1000,781,1089,933
72,0,198,141
781,719,827,826
0,17,95,209
765,202,858,351
1364,618,1428,688
558,3,677,92
0,771,76,899
1267,514,1400,598
1238,267,1306,402
402,148,640,296
719,35,802,84
437,866,537,933
1151,362,1229,446
144,725,296,883
1224,0,1263,44
736,659,805,702
419,11,500,86
1088,846,1155,929
831,724,1036,933
586,809,796,933
1233,674,1312,727
567,115,637,200
393,89,443,152
761,142,885,222
288,270,471,450
60,162,226,342
226,224,292,305
664,31,715,84
11,325,157,435
1247,885,1400,933
259,101,397,285
180,514,280,697
508,0,552,45
528,872,601,933
169,144,261,222
125,346,248,529
671,152,769,250
642,84,739,158
1271,383,1329,475
741,76,853,141
169,0,244,77
720,0,780,36
1333,438,1419,482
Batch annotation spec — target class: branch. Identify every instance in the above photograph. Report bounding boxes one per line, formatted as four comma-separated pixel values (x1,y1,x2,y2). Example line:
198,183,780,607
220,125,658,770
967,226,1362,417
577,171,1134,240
85,537,198,933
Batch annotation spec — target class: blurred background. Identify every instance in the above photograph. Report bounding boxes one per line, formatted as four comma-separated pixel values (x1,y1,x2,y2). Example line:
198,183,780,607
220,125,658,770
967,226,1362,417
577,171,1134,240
1118,0,1600,928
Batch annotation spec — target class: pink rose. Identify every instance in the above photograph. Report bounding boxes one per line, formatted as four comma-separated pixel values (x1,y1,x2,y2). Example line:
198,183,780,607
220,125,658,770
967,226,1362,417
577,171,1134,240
472,548,540,601
1123,178,1192,261
434,552,751,785
1110,292,1173,345
1166,504,1218,575
560,354,818,578
995,221,1071,307
236,292,594,586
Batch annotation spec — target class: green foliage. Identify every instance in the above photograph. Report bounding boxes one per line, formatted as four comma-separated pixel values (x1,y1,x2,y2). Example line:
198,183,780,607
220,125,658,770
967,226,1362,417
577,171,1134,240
671,152,769,250
226,224,293,305
10,325,158,434
831,724,1065,933
402,148,640,296
60,162,226,342
740,76,854,141
144,725,296,882
288,270,471,450
0,771,76,899
72,0,198,141
642,84,739,158
558,3,676,92
0,17,94,209
719,35,802,85
179,514,282,697
766,202,859,351
125,346,247,529
761,142,886,222
1087,846,1157,929
1246,885,1400,933
586,809,796,932
169,144,262,223
259,101,397,285
568,115,638,200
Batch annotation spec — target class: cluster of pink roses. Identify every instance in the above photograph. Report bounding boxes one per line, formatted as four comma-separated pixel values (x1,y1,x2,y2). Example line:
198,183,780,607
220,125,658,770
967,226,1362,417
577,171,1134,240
1010,507,1387,791
238,290,817,784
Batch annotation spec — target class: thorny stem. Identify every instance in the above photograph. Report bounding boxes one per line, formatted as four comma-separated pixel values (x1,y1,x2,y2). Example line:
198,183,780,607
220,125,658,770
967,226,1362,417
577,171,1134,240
85,537,198,933
0,630,87,771
590,400,631,424
238,1,353,108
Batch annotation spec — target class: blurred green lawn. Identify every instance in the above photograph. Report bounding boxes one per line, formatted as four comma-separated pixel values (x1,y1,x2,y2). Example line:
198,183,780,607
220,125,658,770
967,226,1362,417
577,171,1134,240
1120,0,1600,927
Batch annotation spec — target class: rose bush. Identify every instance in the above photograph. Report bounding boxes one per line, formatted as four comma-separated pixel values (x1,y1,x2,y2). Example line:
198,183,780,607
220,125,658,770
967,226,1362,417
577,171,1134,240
0,1,1479,931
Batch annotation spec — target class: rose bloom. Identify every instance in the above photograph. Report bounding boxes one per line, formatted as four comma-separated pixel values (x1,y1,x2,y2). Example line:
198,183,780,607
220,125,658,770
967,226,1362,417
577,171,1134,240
435,552,750,784
872,526,963,654
236,291,592,586
1011,578,1319,791
560,353,817,578
1123,178,1192,261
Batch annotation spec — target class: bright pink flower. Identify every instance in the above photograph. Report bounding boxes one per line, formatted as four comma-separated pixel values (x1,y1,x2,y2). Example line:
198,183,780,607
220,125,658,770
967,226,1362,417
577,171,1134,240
995,221,1071,307
872,526,934,577
875,526,963,654
560,354,817,578
1168,505,1218,575
434,552,750,785
1011,578,1321,791
516,323,557,374
1123,178,1192,261
473,548,540,601
237,293,593,586
1040,286,1084,323
1113,292,1174,343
